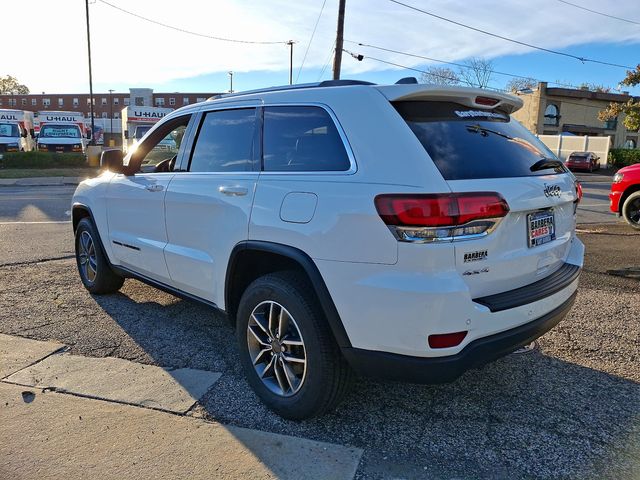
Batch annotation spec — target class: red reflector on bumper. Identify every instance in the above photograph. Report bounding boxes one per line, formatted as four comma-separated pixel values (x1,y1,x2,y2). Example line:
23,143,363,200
428,331,468,349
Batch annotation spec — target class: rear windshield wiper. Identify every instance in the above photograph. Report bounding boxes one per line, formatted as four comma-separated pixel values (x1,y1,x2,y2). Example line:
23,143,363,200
530,158,565,172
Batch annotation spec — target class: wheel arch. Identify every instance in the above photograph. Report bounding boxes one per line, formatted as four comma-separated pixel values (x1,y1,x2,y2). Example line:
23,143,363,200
225,241,352,348
619,185,640,215
72,203,114,267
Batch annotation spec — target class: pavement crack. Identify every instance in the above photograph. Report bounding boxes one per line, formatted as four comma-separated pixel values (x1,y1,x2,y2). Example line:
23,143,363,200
0,255,75,268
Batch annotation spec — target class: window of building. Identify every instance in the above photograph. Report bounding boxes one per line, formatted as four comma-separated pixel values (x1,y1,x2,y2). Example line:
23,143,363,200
73,98,79,107
263,106,351,172
155,97,165,106
169,97,176,106
604,116,618,130
43,98,51,107
31,98,37,106
101,98,107,106
124,97,130,106
8,99,16,107
58,98,64,107
183,97,189,105
86,98,95,106
624,138,637,149
189,108,257,172
21,99,27,106
196,97,206,103
543,104,560,126
113,97,119,105
102,112,108,118
114,112,120,119
134,97,144,106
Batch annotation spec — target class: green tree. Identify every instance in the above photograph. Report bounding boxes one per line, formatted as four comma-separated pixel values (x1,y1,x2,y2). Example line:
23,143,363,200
0,75,29,94
599,65,640,131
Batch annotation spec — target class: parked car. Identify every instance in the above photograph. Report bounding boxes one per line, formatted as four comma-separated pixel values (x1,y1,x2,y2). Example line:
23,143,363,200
72,80,584,419
610,163,640,229
565,151,600,172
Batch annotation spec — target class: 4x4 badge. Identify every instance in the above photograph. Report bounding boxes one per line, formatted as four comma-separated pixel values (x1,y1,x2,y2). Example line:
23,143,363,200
543,184,562,197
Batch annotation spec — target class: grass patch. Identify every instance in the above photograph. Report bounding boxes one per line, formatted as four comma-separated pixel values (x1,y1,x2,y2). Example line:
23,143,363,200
0,168,100,179
0,151,87,168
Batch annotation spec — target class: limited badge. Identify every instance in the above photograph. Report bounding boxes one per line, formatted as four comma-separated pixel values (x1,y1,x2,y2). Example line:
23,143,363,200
463,250,488,263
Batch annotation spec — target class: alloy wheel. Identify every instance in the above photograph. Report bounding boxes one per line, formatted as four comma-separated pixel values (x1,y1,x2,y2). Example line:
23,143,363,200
246,301,307,397
78,230,97,283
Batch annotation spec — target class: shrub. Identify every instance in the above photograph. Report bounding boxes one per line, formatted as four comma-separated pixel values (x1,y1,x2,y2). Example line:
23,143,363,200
608,148,640,168
0,151,87,169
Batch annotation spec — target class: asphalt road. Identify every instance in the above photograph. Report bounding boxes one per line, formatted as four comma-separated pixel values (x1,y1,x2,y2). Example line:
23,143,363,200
0,182,638,479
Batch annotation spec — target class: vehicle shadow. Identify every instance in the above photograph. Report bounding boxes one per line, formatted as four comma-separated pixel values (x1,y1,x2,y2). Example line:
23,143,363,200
93,286,640,480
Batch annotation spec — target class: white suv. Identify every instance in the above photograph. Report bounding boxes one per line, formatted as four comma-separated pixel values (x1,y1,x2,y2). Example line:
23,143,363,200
72,80,584,419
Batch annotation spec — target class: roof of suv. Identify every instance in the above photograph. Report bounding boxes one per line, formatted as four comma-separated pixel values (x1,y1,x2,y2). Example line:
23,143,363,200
204,80,524,114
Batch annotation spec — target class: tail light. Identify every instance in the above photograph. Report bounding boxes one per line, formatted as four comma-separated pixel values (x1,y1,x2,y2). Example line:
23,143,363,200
375,192,509,243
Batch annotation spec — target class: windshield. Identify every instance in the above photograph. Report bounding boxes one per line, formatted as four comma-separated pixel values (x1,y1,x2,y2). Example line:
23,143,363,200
0,123,19,137
40,124,81,139
134,125,152,140
394,101,563,180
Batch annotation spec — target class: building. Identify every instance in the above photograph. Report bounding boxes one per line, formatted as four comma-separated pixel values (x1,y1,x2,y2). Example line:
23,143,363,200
0,88,220,145
512,82,639,149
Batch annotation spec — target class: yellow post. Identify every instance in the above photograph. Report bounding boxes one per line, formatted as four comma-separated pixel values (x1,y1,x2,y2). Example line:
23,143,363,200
87,146,101,167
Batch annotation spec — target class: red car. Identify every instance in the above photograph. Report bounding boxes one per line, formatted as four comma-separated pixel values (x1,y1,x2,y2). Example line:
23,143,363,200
610,163,640,230
565,151,601,172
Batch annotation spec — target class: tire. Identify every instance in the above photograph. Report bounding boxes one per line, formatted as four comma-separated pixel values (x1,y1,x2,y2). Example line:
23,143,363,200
622,191,640,231
236,271,353,420
75,217,124,294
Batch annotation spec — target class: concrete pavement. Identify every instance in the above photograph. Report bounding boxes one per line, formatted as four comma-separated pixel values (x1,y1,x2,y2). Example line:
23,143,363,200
0,335,363,480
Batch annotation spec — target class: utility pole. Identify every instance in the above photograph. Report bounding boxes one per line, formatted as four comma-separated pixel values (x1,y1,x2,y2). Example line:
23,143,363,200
228,71,233,93
287,40,294,85
85,0,95,145
108,89,114,146
332,0,346,80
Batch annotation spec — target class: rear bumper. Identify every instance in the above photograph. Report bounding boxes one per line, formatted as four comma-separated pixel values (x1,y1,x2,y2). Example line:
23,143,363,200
342,291,577,384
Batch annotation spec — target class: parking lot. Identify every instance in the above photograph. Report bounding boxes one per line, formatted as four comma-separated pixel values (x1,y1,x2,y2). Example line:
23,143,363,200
1,175,638,479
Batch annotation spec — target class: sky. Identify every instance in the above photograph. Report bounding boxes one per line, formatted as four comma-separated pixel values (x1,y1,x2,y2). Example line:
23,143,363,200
4,0,639,95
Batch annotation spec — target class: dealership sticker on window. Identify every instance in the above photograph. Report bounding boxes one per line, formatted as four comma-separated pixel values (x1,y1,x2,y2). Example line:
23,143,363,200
454,110,508,120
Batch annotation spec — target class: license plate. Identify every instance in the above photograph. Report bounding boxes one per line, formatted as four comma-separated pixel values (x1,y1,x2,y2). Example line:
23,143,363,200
527,210,555,248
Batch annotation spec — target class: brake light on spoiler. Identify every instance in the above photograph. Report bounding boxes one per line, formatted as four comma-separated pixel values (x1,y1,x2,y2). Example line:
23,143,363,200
375,192,509,243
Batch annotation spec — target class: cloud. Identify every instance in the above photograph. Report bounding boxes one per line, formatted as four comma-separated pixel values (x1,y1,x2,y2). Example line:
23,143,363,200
4,0,639,93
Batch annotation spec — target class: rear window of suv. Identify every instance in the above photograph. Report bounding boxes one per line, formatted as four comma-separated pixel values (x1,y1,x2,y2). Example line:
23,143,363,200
394,101,563,180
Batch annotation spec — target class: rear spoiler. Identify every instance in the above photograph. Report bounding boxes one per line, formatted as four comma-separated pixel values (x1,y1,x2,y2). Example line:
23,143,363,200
375,85,523,114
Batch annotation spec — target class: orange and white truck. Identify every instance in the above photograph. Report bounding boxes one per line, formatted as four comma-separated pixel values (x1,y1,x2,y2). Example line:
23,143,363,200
121,105,173,153
36,111,88,153
0,109,35,152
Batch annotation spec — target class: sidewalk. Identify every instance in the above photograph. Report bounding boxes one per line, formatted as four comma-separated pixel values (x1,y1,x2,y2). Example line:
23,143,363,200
0,334,362,480
0,176,84,187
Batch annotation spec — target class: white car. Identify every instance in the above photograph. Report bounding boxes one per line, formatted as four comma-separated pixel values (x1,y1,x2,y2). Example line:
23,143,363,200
72,80,584,419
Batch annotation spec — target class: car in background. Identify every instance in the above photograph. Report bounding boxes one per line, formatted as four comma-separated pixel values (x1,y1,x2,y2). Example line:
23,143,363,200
565,152,600,172
610,163,640,230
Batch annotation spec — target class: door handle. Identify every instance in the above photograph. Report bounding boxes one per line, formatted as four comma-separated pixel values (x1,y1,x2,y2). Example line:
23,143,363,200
145,184,164,192
219,185,248,197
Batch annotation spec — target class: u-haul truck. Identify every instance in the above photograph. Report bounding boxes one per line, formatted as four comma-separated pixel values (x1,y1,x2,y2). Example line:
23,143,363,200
36,111,88,154
121,106,173,153
0,109,35,153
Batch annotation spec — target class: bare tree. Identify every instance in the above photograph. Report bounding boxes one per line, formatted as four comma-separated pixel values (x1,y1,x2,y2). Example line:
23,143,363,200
420,66,460,86
505,77,538,93
457,58,494,88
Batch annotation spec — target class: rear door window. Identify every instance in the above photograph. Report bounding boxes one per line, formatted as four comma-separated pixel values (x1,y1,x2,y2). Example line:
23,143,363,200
263,106,350,172
394,101,564,180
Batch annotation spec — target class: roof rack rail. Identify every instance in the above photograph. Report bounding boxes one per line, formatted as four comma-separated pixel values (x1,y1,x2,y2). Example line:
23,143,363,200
208,79,376,101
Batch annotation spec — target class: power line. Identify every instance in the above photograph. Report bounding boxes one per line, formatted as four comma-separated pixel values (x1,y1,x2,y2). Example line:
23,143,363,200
317,41,336,81
346,40,580,89
96,0,289,45
556,0,640,26
344,49,634,110
296,0,328,84
387,0,635,69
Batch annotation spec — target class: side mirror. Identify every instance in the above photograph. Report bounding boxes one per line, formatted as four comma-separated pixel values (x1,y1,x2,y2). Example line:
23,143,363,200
101,149,125,173
124,130,129,140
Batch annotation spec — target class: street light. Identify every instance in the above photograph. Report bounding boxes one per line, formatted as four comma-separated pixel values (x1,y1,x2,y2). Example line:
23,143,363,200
228,71,234,93
108,89,114,147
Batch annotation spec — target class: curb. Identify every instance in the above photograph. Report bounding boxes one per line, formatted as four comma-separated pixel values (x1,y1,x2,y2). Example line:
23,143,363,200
0,176,83,187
